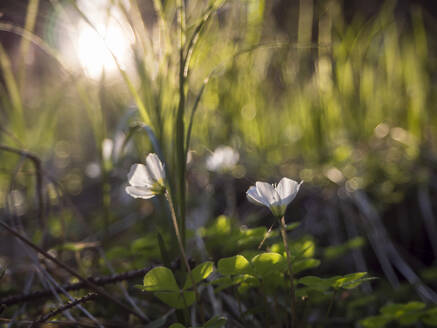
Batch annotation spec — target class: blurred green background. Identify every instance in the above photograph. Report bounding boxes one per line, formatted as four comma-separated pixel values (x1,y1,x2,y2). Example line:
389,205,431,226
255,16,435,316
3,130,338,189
0,0,437,319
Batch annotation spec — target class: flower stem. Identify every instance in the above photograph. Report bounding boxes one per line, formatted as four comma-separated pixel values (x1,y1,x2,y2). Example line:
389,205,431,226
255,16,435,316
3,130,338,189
280,216,297,327
165,191,205,324
326,289,337,318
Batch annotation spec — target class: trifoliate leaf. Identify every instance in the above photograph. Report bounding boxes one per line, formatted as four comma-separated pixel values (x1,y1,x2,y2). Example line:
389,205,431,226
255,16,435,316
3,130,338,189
251,252,287,277
184,261,214,289
298,276,339,292
143,266,195,309
217,255,252,276
143,267,179,292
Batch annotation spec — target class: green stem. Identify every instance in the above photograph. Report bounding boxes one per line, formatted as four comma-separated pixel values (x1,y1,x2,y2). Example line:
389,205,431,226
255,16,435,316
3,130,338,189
299,296,309,328
258,283,272,328
102,167,111,235
280,216,297,327
326,289,337,318
272,291,283,328
165,191,205,324
176,0,187,247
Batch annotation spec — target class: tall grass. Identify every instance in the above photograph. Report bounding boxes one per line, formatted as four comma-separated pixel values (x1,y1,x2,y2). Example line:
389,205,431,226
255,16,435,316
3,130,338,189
0,0,434,236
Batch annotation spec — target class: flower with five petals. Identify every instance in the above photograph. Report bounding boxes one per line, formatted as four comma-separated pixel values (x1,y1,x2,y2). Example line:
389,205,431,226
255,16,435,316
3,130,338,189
246,177,302,217
125,153,166,199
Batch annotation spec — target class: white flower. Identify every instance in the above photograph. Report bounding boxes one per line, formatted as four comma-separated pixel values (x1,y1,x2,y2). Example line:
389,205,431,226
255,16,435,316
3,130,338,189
206,146,239,172
246,178,302,217
125,153,166,199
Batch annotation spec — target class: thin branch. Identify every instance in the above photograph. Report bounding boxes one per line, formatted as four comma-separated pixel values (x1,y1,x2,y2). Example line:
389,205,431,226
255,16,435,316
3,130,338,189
0,317,130,328
0,265,155,306
32,293,97,327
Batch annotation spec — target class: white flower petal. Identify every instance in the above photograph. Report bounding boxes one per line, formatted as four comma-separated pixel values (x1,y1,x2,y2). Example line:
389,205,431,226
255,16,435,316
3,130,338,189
206,156,217,171
256,181,281,207
246,186,268,207
125,186,156,199
127,164,154,187
206,146,239,172
145,153,165,182
276,177,302,208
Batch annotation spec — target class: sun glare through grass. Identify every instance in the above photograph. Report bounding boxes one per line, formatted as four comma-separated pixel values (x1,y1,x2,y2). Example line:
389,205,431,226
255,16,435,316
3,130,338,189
63,0,134,78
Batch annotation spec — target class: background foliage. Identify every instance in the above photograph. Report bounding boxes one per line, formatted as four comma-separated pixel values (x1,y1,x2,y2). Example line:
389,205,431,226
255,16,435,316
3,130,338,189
0,0,436,327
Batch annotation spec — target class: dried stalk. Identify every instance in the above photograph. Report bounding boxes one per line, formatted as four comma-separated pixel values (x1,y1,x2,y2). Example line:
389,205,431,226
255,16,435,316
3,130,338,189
31,293,97,327
0,220,148,322
0,265,155,306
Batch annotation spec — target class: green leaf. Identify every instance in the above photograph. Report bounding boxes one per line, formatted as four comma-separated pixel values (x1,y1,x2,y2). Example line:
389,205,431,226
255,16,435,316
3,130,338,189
401,301,426,312
143,267,179,292
106,246,130,260
423,307,437,326
293,258,320,274
360,315,392,328
238,227,268,248
295,286,311,298
155,291,195,309
217,255,252,276
204,316,227,328
233,274,259,287
251,252,286,277
298,276,339,292
184,261,214,289
420,266,437,283
212,274,259,293
332,272,370,289
143,267,195,309
380,301,426,326
262,271,287,290
200,215,232,237
212,276,234,292
240,250,261,262
348,236,366,248
131,236,156,253
381,302,426,316
369,302,426,326
347,295,377,310
286,222,300,231
398,312,424,326
324,237,365,260
236,274,260,294
290,238,316,258
169,324,186,328
361,302,433,328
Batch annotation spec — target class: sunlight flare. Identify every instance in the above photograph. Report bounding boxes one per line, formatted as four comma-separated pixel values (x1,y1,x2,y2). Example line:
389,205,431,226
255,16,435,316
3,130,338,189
64,0,134,78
